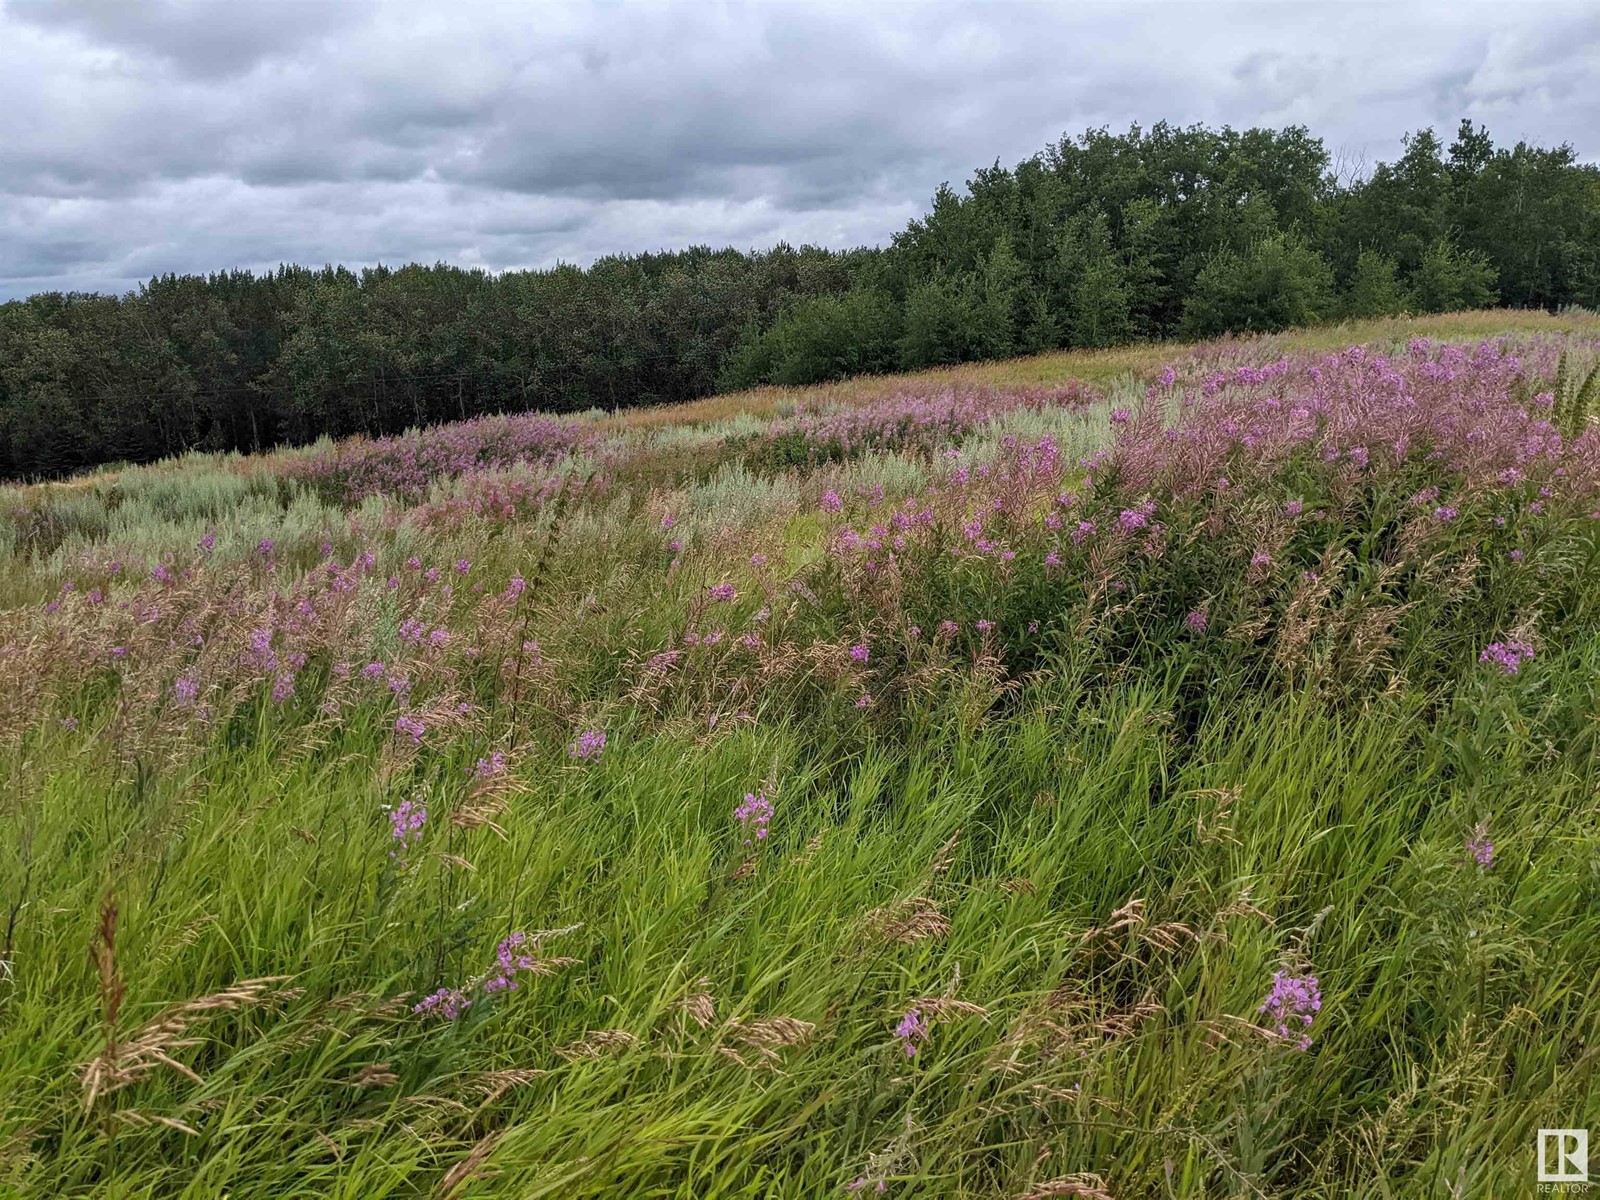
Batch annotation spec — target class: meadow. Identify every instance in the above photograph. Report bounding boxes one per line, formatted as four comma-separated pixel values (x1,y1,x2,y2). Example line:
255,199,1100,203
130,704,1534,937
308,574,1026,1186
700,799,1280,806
2,309,1599,1197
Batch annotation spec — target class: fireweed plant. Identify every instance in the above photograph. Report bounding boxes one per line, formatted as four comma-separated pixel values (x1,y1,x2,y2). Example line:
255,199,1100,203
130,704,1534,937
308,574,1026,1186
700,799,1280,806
1,312,1599,1197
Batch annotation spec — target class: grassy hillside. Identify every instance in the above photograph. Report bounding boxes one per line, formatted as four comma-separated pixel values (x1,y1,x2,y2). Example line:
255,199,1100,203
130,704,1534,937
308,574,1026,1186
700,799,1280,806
2,311,1599,1197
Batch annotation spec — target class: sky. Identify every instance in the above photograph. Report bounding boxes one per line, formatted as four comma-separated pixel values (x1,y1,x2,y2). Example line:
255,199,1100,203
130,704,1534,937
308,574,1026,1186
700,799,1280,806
1,0,1597,300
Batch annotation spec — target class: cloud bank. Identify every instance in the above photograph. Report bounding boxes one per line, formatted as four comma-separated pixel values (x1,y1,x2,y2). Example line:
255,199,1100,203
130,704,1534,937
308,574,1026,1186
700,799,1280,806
2,0,1596,298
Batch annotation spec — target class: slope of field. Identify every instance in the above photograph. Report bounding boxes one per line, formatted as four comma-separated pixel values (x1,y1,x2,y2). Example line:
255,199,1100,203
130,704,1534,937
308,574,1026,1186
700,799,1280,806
2,311,1599,1197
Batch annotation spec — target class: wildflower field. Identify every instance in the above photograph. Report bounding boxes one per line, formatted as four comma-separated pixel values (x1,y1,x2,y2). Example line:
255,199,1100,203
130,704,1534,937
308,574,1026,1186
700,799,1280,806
2,310,1599,1197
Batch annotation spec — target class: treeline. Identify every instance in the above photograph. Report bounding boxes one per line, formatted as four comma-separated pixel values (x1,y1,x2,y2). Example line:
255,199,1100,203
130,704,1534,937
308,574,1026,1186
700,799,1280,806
722,121,1597,387
0,247,861,477
3,119,1598,478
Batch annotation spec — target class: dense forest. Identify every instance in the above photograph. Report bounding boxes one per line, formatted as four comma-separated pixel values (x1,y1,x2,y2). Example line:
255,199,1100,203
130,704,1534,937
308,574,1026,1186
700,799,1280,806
3,119,1597,479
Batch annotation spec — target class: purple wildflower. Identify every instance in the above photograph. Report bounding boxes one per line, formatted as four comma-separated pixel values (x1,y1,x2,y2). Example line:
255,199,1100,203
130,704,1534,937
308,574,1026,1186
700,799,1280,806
394,714,426,745
482,932,539,993
1258,971,1322,1050
1120,502,1158,531
412,986,470,1020
820,490,843,512
708,582,736,602
569,729,607,761
895,1007,928,1058
413,928,572,1021
849,643,870,663
389,798,427,861
1479,640,1535,674
173,675,199,706
734,789,774,845
1466,823,1495,869
1184,610,1208,634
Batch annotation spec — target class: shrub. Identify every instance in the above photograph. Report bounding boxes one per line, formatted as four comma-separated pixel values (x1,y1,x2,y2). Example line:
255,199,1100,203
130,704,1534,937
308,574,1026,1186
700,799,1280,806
1410,237,1499,313
1180,236,1337,338
718,290,901,389
1342,249,1406,318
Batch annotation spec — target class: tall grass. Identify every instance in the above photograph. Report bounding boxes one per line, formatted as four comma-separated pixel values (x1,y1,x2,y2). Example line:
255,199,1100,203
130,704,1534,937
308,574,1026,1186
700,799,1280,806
5,663,1595,1196
1,312,1598,1197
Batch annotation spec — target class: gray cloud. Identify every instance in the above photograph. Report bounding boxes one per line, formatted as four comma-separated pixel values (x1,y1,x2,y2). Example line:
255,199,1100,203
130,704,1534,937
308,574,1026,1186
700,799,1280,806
1,0,1596,299
7,0,374,80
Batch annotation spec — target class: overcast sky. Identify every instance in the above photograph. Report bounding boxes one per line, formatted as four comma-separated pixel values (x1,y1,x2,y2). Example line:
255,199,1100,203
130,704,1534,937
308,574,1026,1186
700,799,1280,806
2,0,1597,300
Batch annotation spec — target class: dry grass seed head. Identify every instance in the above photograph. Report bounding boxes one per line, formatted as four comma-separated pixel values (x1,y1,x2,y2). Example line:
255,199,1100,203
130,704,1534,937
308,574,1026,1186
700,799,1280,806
718,1015,817,1069
433,1131,503,1200
790,831,825,866
554,1029,639,1061
863,895,950,945
907,996,990,1023
453,1069,547,1108
1079,895,1197,957
1016,1174,1116,1200
1191,787,1242,846
676,978,716,1030
80,974,295,1110
344,1063,398,1088
111,1110,200,1137
451,798,509,839
929,829,960,875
